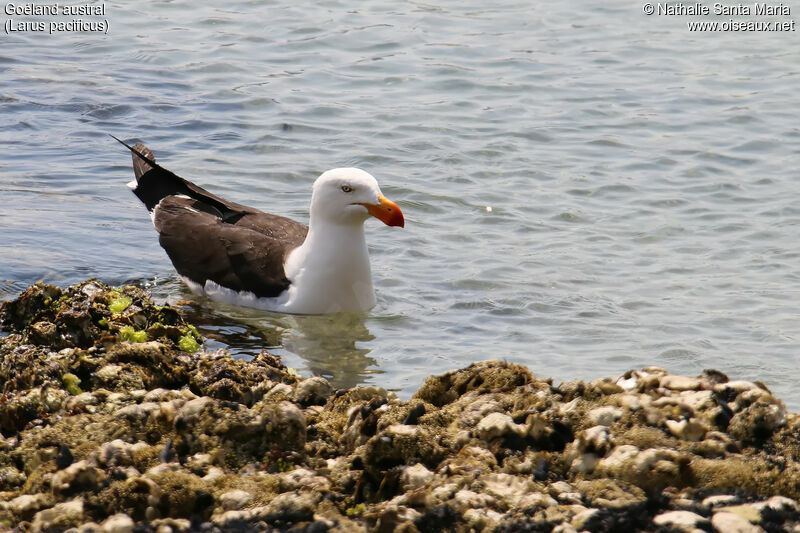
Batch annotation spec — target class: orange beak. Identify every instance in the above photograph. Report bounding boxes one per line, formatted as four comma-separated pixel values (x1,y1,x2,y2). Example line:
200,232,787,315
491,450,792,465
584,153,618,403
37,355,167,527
359,195,404,227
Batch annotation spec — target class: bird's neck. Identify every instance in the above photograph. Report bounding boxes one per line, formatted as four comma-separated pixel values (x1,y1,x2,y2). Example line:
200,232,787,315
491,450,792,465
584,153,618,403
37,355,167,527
283,221,376,313
303,220,369,266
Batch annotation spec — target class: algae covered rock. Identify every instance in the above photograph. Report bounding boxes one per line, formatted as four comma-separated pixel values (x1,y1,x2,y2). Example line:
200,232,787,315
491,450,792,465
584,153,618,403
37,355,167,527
0,279,200,353
2,279,800,532
0,281,63,331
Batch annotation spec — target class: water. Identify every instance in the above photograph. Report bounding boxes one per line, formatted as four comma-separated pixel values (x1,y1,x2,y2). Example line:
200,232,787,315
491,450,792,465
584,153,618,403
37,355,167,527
2,1,800,406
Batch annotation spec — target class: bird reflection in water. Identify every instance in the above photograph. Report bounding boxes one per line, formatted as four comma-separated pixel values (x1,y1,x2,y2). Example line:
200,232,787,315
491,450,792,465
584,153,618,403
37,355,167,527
280,313,379,389
172,291,380,390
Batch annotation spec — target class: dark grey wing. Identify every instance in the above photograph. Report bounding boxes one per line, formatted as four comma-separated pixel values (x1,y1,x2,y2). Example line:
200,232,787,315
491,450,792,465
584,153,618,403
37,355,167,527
116,136,310,296
155,198,308,298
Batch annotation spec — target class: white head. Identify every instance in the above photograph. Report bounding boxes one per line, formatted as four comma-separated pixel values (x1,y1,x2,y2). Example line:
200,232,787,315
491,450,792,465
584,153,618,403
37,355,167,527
309,168,404,228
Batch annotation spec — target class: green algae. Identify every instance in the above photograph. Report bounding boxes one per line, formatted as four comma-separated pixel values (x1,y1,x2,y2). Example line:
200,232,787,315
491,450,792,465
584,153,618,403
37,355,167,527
346,503,366,517
62,373,83,396
175,322,202,352
263,449,295,472
185,323,200,338
47,295,69,311
274,457,294,472
119,325,147,343
108,296,132,314
177,333,199,353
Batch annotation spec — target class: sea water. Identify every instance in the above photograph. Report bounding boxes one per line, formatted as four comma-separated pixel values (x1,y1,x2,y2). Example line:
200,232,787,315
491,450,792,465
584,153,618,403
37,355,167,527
2,0,799,406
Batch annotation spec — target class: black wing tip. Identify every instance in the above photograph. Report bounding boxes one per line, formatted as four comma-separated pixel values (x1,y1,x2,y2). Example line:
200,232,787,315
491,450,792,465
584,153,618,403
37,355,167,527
110,134,154,161
109,133,127,146
111,134,161,181
110,134,141,155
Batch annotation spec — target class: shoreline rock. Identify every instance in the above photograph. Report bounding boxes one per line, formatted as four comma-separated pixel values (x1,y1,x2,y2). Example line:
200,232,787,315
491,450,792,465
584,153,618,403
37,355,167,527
1,280,799,532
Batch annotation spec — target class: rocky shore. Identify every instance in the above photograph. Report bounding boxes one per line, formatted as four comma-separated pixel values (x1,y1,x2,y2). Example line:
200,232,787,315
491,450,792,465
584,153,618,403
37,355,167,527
1,280,799,532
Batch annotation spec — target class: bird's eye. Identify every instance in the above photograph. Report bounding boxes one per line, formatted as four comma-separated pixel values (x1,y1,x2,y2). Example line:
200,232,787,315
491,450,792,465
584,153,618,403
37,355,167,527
341,185,353,193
